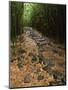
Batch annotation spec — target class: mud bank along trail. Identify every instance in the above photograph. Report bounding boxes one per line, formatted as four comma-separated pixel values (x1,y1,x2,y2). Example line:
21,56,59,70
10,27,66,88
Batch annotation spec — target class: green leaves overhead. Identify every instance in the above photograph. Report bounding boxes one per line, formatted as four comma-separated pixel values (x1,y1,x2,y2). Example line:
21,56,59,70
10,2,24,43
23,3,35,26
10,2,66,44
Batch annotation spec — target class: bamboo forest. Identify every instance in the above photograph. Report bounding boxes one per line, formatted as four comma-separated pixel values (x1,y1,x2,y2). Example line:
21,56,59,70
9,1,66,88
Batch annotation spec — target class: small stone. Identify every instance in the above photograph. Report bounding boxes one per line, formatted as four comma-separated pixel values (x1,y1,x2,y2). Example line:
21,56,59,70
52,71,64,82
39,48,44,52
37,75,44,80
17,60,23,69
34,69,41,74
42,59,55,71
31,55,39,63
17,57,23,69
18,49,26,54
52,48,58,53
24,75,30,83
37,69,41,72
28,52,33,56
61,77,66,85
38,55,46,64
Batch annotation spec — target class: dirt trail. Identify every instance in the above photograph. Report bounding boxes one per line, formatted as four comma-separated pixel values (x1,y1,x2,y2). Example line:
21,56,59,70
10,27,66,88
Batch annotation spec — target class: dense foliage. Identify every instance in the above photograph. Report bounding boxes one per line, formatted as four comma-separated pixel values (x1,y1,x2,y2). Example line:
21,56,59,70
10,2,66,44
30,4,66,43
10,2,24,43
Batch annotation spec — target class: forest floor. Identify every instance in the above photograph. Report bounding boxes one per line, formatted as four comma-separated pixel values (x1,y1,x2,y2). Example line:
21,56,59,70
10,27,66,88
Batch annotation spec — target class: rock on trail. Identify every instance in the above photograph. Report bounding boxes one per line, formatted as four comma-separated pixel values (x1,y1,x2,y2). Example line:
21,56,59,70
10,27,66,88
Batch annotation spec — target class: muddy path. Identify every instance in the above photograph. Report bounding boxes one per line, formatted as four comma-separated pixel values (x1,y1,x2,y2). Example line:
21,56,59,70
10,27,66,88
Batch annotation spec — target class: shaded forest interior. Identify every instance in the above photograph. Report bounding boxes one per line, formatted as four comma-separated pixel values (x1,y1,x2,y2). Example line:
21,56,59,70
9,2,66,88
10,2,66,45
